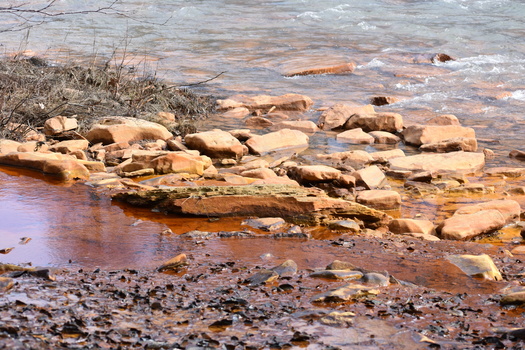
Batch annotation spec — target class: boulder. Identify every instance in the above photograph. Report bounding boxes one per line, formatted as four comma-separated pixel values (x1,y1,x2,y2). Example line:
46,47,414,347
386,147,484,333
389,151,485,175
344,112,403,133
389,219,436,236
43,116,78,136
86,116,173,145
0,152,90,180
184,129,245,158
356,190,401,210
273,120,319,133
317,104,375,131
0,139,22,154
427,114,460,126
402,125,475,146
368,131,401,144
245,129,309,155
446,254,502,280
316,150,373,170
149,152,210,175
289,165,341,183
453,199,520,224
284,62,356,77
352,165,386,189
336,128,374,144
49,140,89,154
419,137,478,152
370,96,399,106
216,93,314,112
438,210,506,240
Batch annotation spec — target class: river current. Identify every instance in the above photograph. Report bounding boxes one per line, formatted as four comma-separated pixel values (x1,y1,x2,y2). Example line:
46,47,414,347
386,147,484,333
2,0,525,268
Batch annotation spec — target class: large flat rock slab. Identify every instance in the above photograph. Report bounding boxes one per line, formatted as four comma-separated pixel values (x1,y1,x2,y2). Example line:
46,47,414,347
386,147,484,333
113,184,391,227
389,151,484,174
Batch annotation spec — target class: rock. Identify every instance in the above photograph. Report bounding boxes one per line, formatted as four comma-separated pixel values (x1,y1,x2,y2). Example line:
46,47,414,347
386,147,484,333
166,139,188,151
245,129,309,155
317,104,375,130
0,152,90,180
244,116,274,128
446,254,502,280
402,125,476,146
485,167,525,177
216,93,314,112
49,140,89,154
389,219,436,236
156,111,175,122
352,165,386,190
229,129,254,141
370,149,405,163
242,217,286,231
86,116,173,145
113,184,392,227
344,112,403,133
326,260,359,271
184,129,245,158
389,151,485,175
404,181,442,194
273,120,319,133
149,152,210,176
327,220,361,232
336,174,357,188
319,311,355,327
427,114,460,126
284,62,356,77
316,150,373,170
453,199,520,224
271,260,298,277
17,141,49,153
220,107,251,119
500,291,525,305
240,168,278,179
336,128,374,144
368,131,401,144
356,190,401,210
289,165,341,183
370,96,399,106
157,253,188,272
0,139,22,154
43,116,78,136
361,272,390,286
0,277,14,293
510,150,525,160
245,269,279,286
311,284,380,302
401,232,441,241
438,210,506,240
310,270,363,280
419,137,478,152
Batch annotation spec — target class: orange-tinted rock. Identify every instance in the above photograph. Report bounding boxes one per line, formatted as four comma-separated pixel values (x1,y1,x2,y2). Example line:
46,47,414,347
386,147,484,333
389,219,436,236
352,165,386,189
0,140,22,154
370,96,400,106
336,128,374,144
289,165,341,183
485,167,525,177
317,104,375,130
240,168,278,179
0,152,90,180
402,125,475,146
419,137,478,152
370,149,405,163
510,150,525,160
316,150,373,170
439,210,505,240
49,140,90,154
369,131,401,144
453,199,520,224
17,141,50,153
356,190,401,210
273,120,319,133
245,129,309,155
185,129,245,158
43,116,78,136
344,112,403,133
284,62,356,77
86,116,173,145
217,93,314,112
244,116,274,128
150,152,209,175
389,151,485,175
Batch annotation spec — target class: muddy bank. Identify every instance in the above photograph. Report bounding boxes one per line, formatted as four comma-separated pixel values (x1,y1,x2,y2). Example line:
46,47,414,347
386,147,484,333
2,231,525,349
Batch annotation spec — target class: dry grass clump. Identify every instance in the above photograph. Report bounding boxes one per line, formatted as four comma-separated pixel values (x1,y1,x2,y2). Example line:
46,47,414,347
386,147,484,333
0,56,215,140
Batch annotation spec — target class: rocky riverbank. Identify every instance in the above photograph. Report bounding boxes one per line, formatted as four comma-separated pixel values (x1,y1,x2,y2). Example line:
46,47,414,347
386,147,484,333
2,55,525,348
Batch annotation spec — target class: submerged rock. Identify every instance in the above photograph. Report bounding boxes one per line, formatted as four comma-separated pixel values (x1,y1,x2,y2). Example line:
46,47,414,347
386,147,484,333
284,62,356,77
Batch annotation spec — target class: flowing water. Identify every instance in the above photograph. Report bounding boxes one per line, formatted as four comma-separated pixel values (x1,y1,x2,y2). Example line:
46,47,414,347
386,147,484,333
2,0,525,273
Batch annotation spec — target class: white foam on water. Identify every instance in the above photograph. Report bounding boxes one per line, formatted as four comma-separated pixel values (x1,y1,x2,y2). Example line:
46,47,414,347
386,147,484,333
509,90,525,101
